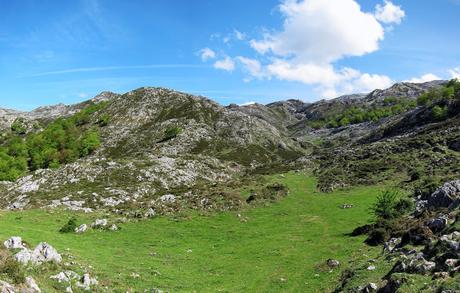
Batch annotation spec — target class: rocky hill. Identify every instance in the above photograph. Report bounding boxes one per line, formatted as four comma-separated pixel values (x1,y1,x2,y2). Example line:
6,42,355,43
1,79,459,214
0,87,306,214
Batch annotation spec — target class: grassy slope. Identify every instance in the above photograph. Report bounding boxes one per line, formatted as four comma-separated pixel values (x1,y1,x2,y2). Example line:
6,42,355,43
0,173,388,292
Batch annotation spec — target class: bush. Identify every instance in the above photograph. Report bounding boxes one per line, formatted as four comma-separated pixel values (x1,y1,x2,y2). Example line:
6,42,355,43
59,217,77,233
161,126,182,142
10,118,27,135
97,114,110,127
371,190,401,220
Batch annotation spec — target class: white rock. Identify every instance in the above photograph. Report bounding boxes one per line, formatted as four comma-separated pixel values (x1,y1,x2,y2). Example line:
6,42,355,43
26,276,41,292
108,224,119,231
31,242,62,264
15,248,32,265
91,219,108,228
75,224,88,233
4,236,25,249
76,273,98,290
50,272,70,283
145,208,156,218
0,280,15,292
367,265,376,271
159,194,176,203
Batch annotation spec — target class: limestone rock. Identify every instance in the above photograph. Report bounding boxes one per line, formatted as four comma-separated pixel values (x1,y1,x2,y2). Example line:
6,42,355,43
31,242,62,264
91,219,108,229
76,273,98,291
4,237,25,249
25,276,41,292
75,224,88,234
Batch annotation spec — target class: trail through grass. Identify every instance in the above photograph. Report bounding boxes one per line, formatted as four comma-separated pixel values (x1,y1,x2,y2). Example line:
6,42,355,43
0,172,386,292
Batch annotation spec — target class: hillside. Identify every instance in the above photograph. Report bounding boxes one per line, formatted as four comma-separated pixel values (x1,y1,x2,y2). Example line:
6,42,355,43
0,79,459,292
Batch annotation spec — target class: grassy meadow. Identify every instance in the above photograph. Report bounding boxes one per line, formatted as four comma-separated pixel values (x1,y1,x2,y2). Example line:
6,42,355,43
0,172,390,292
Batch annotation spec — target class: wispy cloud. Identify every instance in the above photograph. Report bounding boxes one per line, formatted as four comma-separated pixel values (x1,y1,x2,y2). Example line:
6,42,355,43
24,64,206,77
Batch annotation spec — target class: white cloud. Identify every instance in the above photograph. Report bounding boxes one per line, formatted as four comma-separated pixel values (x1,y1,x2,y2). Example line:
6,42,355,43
266,60,392,98
203,0,402,99
213,57,235,72
236,56,264,79
250,0,384,63
199,47,216,61
239,101,256,106
449,68,460,79
405,73,441,83
375,1,405,24
78,93,89,99
234,30,246,40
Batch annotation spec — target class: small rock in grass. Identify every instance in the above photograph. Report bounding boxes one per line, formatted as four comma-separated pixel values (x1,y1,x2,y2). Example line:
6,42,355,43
367,265,376,271
91,219,108,228
26,276,41,292
327,259,340,268
76,273,98,290
4,236,25,249
75,224,88,233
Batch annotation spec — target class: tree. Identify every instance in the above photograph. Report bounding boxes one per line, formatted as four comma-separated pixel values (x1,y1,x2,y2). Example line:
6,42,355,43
80,129,101,156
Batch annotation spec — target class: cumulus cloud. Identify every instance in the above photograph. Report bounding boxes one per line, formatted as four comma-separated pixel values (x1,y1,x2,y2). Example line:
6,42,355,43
236,56,264,79
202,0,404,98
375,1,405,24
250,0,384,63
199,47,216,61
213,57,235,71
449,68,460,79
247,0,395,98
405,73,441,83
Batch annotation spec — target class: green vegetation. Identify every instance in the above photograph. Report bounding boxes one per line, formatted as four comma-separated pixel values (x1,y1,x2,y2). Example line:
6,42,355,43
308,79,460,129
0,102,108,181
10,118,27,135
371,190,411,220
160,125,182,142
0,172,386,292
415,78,460,121
59,217,78,233
327,98,417,128
307,97,418,129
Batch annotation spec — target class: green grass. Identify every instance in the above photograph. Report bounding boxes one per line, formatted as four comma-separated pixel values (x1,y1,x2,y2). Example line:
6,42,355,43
0,172,388,292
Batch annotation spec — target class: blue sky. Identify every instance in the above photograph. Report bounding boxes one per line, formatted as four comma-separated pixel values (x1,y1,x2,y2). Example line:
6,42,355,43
0,0,459,110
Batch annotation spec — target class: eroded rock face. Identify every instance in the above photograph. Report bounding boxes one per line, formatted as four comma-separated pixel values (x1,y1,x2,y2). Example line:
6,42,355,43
383,237,401,253
394,253,436,274
423,180,460,210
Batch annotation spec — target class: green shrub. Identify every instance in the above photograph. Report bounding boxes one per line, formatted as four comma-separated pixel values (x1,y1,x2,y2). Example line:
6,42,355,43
10,118,27,135
432,105,448,121
98,114,110,126
161,126,182,142
371,190,400,220
59,217,77,233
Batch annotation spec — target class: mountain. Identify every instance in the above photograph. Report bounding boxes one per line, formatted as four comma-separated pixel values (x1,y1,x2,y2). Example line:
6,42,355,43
0,87,306,213
1,79,459,212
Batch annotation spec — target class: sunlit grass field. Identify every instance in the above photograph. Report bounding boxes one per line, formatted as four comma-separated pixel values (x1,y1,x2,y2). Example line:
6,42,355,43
0,172,388,292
